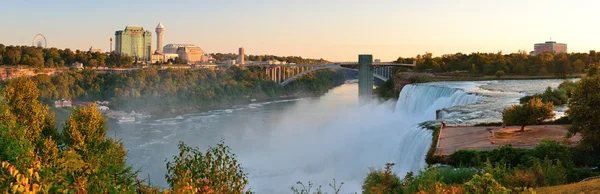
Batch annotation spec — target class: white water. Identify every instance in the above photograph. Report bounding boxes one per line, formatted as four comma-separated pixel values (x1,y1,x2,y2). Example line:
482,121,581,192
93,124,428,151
110,79,568,193
236,84,481,193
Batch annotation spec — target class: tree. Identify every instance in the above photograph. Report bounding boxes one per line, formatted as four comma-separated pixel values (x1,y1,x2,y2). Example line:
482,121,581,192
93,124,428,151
567,73,600,152
165,140,250,194
572,59,585,73
503,97,554,132
495,70,505,78
3,77,57,143
63,103,107,152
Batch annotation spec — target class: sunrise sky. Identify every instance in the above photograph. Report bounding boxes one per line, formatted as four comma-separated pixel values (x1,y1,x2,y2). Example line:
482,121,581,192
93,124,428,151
1,0,599,61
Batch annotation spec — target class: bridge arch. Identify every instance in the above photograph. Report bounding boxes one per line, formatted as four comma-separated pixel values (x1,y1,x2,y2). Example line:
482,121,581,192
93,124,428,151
280,65,388,86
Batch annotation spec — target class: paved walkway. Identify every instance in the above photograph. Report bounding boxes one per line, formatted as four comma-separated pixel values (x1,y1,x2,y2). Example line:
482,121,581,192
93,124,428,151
435,125,578,156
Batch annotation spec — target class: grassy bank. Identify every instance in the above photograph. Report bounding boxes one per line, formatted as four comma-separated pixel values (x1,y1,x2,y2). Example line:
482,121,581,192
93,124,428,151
425,126,443,165
536,178,600,193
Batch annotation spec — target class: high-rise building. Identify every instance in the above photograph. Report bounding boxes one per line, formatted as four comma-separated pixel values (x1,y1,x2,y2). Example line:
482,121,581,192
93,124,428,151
115,26,152,61
532,40,567,56
155,23,165,54
238,47,245,65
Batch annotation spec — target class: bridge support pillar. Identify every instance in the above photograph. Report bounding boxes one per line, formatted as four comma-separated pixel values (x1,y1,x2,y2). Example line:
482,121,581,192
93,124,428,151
358,54,373,102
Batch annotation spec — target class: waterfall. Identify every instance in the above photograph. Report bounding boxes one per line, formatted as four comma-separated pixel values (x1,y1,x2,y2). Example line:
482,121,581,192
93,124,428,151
233,83,482,193
388,84,481,178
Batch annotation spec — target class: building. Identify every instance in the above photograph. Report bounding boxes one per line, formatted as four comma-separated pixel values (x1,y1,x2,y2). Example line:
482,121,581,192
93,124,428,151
89,46,102,53
238,47,245,65
532,41,567,56
115,26,153,61
163,44,208,64
155,23,165,54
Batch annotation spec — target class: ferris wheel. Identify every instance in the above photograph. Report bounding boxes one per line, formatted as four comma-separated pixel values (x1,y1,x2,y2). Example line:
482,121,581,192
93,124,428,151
32,34,47,48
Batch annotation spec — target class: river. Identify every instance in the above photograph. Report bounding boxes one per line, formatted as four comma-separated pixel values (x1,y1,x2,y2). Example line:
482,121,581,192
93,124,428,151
107,79,570,193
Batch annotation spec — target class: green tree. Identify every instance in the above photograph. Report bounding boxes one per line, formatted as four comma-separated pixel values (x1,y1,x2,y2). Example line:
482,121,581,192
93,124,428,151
495,70,505,78
567,73,600,152
165,141,250,194
502,97,555,132
3,77,57,143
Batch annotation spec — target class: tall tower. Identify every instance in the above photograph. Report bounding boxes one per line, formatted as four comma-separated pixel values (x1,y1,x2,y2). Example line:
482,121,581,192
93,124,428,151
155,22,165,53
238,47,245,65
109,38,113,53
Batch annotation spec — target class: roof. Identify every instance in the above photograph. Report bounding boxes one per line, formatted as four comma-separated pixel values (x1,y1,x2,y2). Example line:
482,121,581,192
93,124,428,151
156,22,164,29
124,26,144,31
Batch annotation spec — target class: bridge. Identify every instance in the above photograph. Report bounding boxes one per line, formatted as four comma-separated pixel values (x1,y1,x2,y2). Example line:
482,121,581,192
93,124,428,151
253,55,416,101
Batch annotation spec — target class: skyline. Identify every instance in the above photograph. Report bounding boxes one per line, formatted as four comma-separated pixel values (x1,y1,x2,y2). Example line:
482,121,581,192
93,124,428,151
1,0,599,61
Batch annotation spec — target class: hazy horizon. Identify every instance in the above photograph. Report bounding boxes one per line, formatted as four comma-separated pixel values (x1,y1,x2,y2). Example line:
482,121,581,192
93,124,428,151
2,0,599,61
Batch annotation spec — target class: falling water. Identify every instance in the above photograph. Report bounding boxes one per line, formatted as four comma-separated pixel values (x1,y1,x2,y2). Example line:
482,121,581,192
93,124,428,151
111,81,515,193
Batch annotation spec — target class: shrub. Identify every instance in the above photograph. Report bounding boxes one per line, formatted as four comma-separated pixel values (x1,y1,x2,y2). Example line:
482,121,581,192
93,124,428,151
165,140,250,194
450,150,490,167
462,173,509,194
436,167,478,185
362,163,402,194
504,170,538,188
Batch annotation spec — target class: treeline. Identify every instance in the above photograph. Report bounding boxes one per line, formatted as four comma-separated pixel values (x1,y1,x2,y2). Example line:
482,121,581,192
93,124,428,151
210,52,328,64
0,44,135,68
398,51,598,77
26,66,345,111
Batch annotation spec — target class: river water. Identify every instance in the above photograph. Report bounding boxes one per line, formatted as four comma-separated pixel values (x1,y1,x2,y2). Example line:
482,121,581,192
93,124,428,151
107,79,570,193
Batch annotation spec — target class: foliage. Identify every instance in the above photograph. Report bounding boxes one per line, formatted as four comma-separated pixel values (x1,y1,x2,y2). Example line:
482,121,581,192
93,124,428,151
397,51,595,75
425,126,443,165
291,179,343,194
165,140,251,194
374,79,399,100
0,80,137,193
0,161,47,193
25,67,345,112
462,173,509,194
0,44,133,68
3,77,57,144
436,167,479,185
362,163,402,194
502,97,554,131
495,70,505,78
567,72,600,155
519,79,576,105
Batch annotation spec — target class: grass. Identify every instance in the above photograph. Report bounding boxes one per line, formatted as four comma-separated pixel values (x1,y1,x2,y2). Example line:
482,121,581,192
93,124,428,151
535,178,600,194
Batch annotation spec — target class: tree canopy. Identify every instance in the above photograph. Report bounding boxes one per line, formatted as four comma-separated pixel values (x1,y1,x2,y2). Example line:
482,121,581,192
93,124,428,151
503,97,555,131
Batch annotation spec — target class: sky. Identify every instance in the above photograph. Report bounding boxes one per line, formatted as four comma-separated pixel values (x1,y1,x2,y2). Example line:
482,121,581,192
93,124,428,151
1,0,599,61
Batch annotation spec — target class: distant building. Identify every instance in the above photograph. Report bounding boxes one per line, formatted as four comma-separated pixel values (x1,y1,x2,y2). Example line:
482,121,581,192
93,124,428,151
115,26,153,61
71,62,84,70
163,44,208,64
54,100,72,108
238,47,245,65
89,46,102,53
532,40,567,56
155,23,165,54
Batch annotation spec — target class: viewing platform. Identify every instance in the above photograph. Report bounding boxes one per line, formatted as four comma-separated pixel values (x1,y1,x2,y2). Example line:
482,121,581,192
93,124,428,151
434,124,580,156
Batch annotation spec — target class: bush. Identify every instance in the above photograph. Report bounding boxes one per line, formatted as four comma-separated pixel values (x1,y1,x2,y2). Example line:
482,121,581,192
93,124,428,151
451,150,487,167
165,141,250,194
362,163,402,194
462,173,509,194
437,167,478,185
